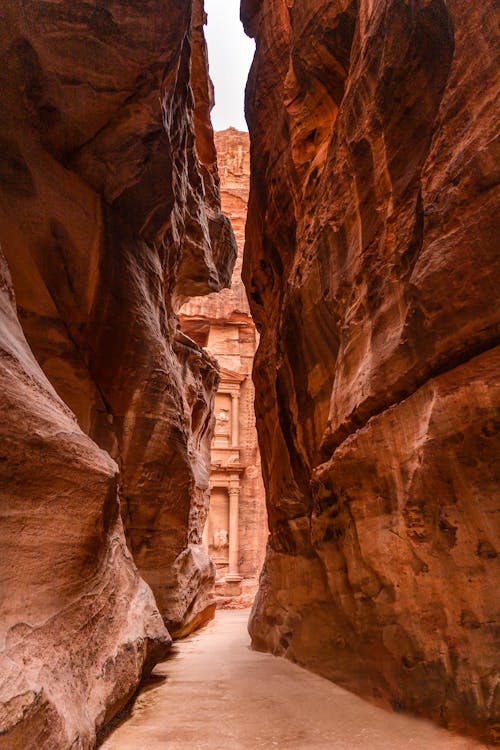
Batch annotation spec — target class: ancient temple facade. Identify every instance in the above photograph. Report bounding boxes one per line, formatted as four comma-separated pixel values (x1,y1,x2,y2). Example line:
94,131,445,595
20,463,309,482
180,128,267,605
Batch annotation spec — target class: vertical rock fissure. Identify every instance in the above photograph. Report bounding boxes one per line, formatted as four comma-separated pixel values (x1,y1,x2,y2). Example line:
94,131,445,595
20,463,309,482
180,127,268,610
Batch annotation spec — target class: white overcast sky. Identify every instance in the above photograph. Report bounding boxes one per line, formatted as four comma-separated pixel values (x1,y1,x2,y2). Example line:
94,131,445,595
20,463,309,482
205,0,255,131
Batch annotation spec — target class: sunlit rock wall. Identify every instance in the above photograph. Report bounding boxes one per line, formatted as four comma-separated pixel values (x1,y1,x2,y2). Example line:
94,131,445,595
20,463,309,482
0,0,236,746
242,0,500,741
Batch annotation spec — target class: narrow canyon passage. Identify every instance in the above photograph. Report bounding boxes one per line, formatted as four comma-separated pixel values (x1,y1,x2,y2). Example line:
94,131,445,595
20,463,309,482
100,612,488,750
0,0,498,747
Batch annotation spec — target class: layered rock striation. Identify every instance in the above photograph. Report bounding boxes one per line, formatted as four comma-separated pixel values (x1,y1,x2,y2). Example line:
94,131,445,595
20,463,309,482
0,0,236,747
242,0,500,741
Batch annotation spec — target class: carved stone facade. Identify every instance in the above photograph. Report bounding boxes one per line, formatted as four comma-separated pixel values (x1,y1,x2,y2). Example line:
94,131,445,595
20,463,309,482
180,128,267,606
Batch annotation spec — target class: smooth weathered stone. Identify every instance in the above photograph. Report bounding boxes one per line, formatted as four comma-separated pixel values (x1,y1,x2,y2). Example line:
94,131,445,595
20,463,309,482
242,0,500,742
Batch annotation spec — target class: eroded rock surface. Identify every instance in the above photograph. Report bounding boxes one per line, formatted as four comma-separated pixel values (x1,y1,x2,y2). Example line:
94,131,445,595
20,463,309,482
0,247,170,749
0,0,236,746
243,0,500,741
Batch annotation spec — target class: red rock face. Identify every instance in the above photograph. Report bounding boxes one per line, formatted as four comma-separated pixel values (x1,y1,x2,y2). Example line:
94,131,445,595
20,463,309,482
242,0,499,741
0,0,236,746
0,247,170,748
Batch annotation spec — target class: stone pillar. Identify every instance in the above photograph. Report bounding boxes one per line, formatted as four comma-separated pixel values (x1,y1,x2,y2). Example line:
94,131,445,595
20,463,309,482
226,484,242,581
231,392,239,448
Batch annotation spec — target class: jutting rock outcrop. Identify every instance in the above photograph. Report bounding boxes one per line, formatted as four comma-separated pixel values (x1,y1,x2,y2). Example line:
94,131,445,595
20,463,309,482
242,0,500,741
0,0,236,747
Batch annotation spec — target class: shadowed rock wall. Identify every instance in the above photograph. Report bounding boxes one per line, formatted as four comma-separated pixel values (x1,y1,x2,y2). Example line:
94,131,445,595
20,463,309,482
0,0,236,747
242,0,499,741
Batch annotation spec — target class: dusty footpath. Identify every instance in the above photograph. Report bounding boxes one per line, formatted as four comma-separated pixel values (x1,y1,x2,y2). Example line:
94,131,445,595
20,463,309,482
99,610,490,750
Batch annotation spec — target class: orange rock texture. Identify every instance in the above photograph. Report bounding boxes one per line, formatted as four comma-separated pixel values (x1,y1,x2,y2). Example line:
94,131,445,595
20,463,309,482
0,1,236,747
242,0,500,741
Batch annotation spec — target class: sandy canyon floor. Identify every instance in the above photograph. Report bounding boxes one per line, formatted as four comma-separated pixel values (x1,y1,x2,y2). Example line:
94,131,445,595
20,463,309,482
100,610,490,750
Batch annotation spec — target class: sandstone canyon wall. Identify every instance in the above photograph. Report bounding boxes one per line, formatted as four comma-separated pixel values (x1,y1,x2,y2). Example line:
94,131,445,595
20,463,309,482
242,0,500,742
180,128,267,608
0,1,236,747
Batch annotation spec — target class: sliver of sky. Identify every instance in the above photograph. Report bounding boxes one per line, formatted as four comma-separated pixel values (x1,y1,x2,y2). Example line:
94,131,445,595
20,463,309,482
204,0,255,131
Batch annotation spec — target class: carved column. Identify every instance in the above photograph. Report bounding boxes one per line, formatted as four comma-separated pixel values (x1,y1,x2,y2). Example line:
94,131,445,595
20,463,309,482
226,483,242,581
231,391,239,448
